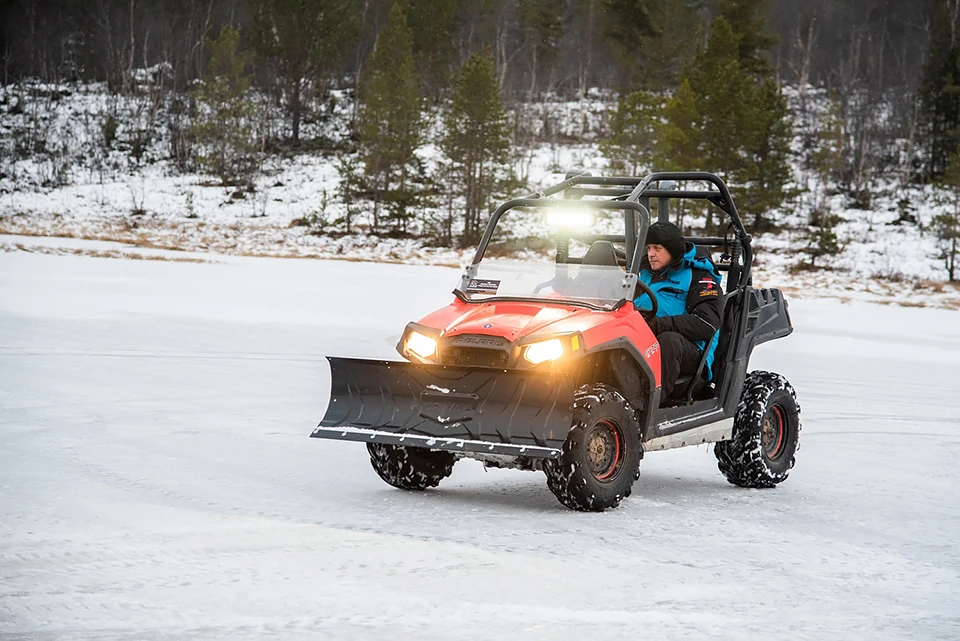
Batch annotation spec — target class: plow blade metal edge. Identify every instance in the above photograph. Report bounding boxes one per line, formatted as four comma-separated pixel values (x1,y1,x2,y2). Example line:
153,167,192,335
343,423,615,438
312,357,575,458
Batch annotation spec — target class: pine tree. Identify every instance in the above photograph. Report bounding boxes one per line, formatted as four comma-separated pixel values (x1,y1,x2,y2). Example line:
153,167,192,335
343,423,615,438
934,146,960,281
657,79,703,171
803,213,842,268
356,2,423,233
403,0,465,96
658,14,792,233
441,52,512,246
716,0,778,76
602,0,658,86
601,90,662,175
741,79,794,231
519,0,565,97
603,0,706,90
809,94,846,214
251,0,360,146
656,79,705,227
638,0,708,91
687,19,754,186
662,18,754,231
189,25,258,186
918,0,960,179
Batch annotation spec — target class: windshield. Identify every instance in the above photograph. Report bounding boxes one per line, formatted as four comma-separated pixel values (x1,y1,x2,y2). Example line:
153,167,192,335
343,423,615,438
458,204,635,310
461,261,631,309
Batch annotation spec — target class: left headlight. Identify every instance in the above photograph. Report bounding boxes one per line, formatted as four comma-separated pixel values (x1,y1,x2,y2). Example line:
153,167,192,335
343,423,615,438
523,338,564,364
405,331,437,360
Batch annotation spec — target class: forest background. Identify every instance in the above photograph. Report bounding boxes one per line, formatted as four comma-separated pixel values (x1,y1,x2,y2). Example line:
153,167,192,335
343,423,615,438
1,0,959,289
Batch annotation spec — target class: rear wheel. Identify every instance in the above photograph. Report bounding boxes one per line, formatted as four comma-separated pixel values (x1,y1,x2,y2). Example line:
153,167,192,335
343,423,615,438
715,371,800,488
544,384,642,511
366,443,457,491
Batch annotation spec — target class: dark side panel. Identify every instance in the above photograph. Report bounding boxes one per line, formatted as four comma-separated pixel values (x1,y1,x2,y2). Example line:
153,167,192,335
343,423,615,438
315,357,575,451
743,288,792,349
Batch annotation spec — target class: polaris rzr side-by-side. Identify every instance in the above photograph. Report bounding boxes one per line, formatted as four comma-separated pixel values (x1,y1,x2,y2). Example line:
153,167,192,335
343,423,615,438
311,172,800,511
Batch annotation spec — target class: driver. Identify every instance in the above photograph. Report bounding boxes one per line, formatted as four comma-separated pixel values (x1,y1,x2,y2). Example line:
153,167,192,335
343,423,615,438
634,222,723,401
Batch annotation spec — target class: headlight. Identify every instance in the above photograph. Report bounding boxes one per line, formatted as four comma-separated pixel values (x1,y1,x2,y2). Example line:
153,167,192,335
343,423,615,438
406,331,437,359
545,209,596,229
524,338,564,364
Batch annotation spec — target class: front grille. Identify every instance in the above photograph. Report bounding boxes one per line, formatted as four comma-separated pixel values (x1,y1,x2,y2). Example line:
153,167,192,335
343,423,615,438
443,347,510,369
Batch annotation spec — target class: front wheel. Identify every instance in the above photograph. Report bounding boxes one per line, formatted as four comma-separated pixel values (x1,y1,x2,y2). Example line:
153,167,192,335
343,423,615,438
366,443,457,491
715,371,801,488
544,384,642,511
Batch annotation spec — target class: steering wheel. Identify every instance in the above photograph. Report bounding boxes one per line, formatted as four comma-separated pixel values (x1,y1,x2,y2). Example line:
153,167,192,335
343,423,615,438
533,274,576,295
633,280,659,320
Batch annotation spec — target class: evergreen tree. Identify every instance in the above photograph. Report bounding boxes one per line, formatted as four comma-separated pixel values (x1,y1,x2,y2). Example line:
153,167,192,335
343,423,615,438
661,18,754,231
603,0,706,90
741,79,794,231
656,79,705,227
716,0,778,75
403,0,466,96
189,25,258,186
356,2,423,233
519,0,565,97
934,146,960,281
251,0,360,145
602,0,658,85
638,0,708,91
809,94,846,213
918,0,960,179
657,79,703,171
803,213,842,268
658,14,791,233
687,19,754,186
601,90,662,175
441,52,512,246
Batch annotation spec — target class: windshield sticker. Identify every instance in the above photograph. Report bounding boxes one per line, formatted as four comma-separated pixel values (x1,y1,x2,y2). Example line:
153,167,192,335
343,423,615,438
465,278,500,295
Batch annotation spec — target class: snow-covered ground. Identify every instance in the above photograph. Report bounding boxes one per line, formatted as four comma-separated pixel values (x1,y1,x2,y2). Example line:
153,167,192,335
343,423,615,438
2,249,959,640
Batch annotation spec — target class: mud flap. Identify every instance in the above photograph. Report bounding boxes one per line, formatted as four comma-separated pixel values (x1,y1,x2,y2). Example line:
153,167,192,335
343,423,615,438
312,357,575,457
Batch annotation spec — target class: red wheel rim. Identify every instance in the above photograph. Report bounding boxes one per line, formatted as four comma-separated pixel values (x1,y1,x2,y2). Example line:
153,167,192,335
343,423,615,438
587,419,623,481
761,405,786,460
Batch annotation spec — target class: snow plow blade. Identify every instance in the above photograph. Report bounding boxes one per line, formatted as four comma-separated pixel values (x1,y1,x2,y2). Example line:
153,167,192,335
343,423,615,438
312,357,575,459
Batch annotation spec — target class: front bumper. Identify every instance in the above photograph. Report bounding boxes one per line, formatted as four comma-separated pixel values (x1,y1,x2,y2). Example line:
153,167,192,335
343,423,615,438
312,357,575,457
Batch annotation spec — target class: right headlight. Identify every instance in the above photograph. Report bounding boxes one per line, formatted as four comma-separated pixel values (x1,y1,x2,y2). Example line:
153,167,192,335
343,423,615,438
523,338,565,364
405,331,437,360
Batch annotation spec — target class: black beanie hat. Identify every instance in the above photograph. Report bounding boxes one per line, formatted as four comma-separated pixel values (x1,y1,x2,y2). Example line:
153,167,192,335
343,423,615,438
645,221,685,262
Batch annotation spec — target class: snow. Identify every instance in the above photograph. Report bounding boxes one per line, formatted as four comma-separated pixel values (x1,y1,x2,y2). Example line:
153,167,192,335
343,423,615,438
2,249,959,640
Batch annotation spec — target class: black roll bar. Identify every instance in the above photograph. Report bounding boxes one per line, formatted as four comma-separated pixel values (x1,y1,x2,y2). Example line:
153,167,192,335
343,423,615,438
477,172,753,290
472,198,652,276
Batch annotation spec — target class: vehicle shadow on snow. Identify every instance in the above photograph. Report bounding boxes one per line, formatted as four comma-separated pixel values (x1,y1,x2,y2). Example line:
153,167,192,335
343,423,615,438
412,481,567,514
631,471,749,504
366,468,748,516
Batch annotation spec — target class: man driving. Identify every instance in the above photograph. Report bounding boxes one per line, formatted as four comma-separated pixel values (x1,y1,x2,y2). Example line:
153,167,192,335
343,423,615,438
634,222,723,401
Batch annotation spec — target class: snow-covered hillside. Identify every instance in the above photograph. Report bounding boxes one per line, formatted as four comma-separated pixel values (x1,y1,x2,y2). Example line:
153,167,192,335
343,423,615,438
1,249,959,640
1,81,958,308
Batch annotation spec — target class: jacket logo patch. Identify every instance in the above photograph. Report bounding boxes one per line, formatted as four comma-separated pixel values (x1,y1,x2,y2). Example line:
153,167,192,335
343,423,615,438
700,289,719,297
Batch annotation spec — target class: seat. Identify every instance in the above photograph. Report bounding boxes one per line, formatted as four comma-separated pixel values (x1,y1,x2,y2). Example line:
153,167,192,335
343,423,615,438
667,291,737,405
580,240,619,266
570,241,624,301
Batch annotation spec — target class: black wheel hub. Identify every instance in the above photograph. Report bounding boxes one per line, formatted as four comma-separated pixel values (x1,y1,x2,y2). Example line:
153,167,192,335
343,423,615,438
586,420,623,481
761,405,786,461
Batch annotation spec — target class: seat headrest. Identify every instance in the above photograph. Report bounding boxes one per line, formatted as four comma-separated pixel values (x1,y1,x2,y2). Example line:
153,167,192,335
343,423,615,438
581,240,619,267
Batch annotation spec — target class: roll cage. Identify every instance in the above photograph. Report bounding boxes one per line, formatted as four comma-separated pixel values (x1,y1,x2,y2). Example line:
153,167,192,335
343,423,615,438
464,171,754,297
